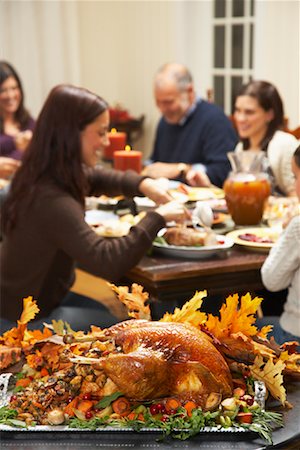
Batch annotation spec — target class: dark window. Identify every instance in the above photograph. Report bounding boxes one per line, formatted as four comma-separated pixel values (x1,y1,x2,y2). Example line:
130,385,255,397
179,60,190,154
231,76,244,113
214,0,226,18
232,25,244,68
214,26,225,68
250,24,254,69
214,76,225,110
250,0,255,16
232,0,244,17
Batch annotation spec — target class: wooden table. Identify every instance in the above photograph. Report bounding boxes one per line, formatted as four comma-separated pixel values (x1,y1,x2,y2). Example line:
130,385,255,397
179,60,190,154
122,246,267,319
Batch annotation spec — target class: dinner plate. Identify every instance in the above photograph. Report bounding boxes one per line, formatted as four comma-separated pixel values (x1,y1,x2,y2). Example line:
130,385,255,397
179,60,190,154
85,209,117,226
153,234,234,259
0,178,9,189
169,186,225,203
213,212,230,225
85,195,124,210
226,227,280,252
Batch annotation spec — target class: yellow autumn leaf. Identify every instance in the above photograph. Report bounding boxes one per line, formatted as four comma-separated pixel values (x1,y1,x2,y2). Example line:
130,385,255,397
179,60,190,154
160,290,207,326
19,296,39,325
231,293,263,336
257,324,273,340
205,292,264,338
205,294,239,338
250,355,286,405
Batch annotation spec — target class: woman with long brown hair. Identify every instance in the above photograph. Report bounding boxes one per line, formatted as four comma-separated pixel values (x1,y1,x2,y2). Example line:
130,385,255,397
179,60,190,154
0,84,188,332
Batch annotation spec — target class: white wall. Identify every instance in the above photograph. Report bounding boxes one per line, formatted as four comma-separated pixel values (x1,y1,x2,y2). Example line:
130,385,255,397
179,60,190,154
0,0,299,159
254,0,299,129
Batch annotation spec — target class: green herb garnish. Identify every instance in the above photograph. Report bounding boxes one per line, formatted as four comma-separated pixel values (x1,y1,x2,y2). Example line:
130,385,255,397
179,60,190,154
95,391,123,409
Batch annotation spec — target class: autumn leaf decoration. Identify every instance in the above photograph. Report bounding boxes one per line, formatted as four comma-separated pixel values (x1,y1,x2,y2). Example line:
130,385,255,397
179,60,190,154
160,290,208,327
250,355,286,405
205,292,272,339
0,296,40,347
19,296,40,324
109,283,151,320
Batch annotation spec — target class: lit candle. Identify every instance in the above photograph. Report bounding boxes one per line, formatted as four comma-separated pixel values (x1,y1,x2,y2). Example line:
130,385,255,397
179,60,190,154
113,145,142,173
104,128,127,160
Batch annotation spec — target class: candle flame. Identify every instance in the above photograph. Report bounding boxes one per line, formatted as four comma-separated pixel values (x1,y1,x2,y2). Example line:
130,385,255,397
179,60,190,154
111,128,117,133
125,145,131,152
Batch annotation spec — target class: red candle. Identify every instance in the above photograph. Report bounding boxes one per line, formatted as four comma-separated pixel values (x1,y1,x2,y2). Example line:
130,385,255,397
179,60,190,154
104,128,127,160
114,146,142,173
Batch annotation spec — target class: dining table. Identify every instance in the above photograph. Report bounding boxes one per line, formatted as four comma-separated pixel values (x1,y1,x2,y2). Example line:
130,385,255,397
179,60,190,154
121,245,268,320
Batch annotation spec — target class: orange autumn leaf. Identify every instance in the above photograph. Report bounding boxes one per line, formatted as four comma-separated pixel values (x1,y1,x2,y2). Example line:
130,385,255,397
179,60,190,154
109,283,151,320
19,296,39,325
205,293,263,338
23,327,53,346
40,342,62,369
26,350,44,369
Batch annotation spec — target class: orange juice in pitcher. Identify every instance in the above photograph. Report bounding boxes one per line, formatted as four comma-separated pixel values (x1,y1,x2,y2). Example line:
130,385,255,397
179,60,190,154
223,151,271,226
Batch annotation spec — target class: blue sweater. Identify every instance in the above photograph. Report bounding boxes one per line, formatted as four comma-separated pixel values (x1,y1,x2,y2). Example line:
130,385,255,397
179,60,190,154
151,100,237,187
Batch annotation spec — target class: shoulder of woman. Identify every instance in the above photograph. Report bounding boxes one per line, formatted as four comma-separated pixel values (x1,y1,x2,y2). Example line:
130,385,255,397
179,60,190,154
271,130,299,145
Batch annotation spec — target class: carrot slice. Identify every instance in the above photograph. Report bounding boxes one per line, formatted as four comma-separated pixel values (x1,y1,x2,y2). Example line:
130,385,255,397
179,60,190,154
111,397,131,417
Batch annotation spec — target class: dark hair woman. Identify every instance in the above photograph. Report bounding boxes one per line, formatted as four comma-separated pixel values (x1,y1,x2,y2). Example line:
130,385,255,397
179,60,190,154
233,80,298,196
0,61,35,160
0,84,188,332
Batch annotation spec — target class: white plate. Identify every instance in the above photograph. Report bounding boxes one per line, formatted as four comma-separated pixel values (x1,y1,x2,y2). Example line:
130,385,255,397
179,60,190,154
226,227,280,252
85,209,117,226
153,234,234,259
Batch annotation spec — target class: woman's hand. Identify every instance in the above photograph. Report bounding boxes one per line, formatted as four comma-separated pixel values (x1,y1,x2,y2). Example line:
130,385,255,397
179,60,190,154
0,157,21,179
14,130,33,152
139,177,172,205
155,200,191,224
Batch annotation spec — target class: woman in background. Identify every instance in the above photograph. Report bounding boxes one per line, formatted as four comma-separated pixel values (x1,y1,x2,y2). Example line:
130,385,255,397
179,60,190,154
0,84,188,332
233,80,298,196
0,61,35,160
260,145,300,345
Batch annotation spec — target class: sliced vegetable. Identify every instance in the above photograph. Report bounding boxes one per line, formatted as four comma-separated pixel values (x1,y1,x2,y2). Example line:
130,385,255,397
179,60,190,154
165,398,181,412
183,401,197,417
237,412,253,424
111,396,131,417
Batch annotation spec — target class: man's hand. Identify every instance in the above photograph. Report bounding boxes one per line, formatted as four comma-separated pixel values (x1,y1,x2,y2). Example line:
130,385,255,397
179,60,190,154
142,162,184,180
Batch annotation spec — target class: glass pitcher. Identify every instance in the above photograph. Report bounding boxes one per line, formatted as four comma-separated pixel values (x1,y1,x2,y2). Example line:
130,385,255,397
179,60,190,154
223,151,271,226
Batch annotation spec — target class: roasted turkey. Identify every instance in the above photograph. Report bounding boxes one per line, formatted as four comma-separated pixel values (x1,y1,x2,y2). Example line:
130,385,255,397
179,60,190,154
97,320,233,407
163,227,217,247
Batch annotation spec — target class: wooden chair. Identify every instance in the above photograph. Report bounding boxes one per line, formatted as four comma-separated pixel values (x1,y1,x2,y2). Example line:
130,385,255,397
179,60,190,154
285,126,300,140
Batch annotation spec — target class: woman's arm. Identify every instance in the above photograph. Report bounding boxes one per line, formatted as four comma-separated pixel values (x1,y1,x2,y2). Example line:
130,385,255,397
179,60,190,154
261,216,300,291
0,134,22,160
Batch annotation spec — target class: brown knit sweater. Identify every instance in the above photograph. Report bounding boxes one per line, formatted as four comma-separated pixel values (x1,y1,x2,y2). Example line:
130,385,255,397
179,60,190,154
0,167,165,321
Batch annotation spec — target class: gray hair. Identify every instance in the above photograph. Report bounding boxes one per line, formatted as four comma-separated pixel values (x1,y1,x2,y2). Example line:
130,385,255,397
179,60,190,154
155,63,193,91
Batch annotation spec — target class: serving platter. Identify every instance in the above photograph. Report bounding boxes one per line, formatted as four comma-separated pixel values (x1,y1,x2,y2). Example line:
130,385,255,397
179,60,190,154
226,227,280,253
153,234,234,259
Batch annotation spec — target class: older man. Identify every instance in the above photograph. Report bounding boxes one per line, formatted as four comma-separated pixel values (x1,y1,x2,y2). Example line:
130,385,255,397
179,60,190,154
143,63,237,188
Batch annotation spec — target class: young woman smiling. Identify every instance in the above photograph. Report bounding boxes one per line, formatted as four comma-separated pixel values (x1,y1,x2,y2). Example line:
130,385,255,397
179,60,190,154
0,61,35,161
0,84,189,332
233,80,298,197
